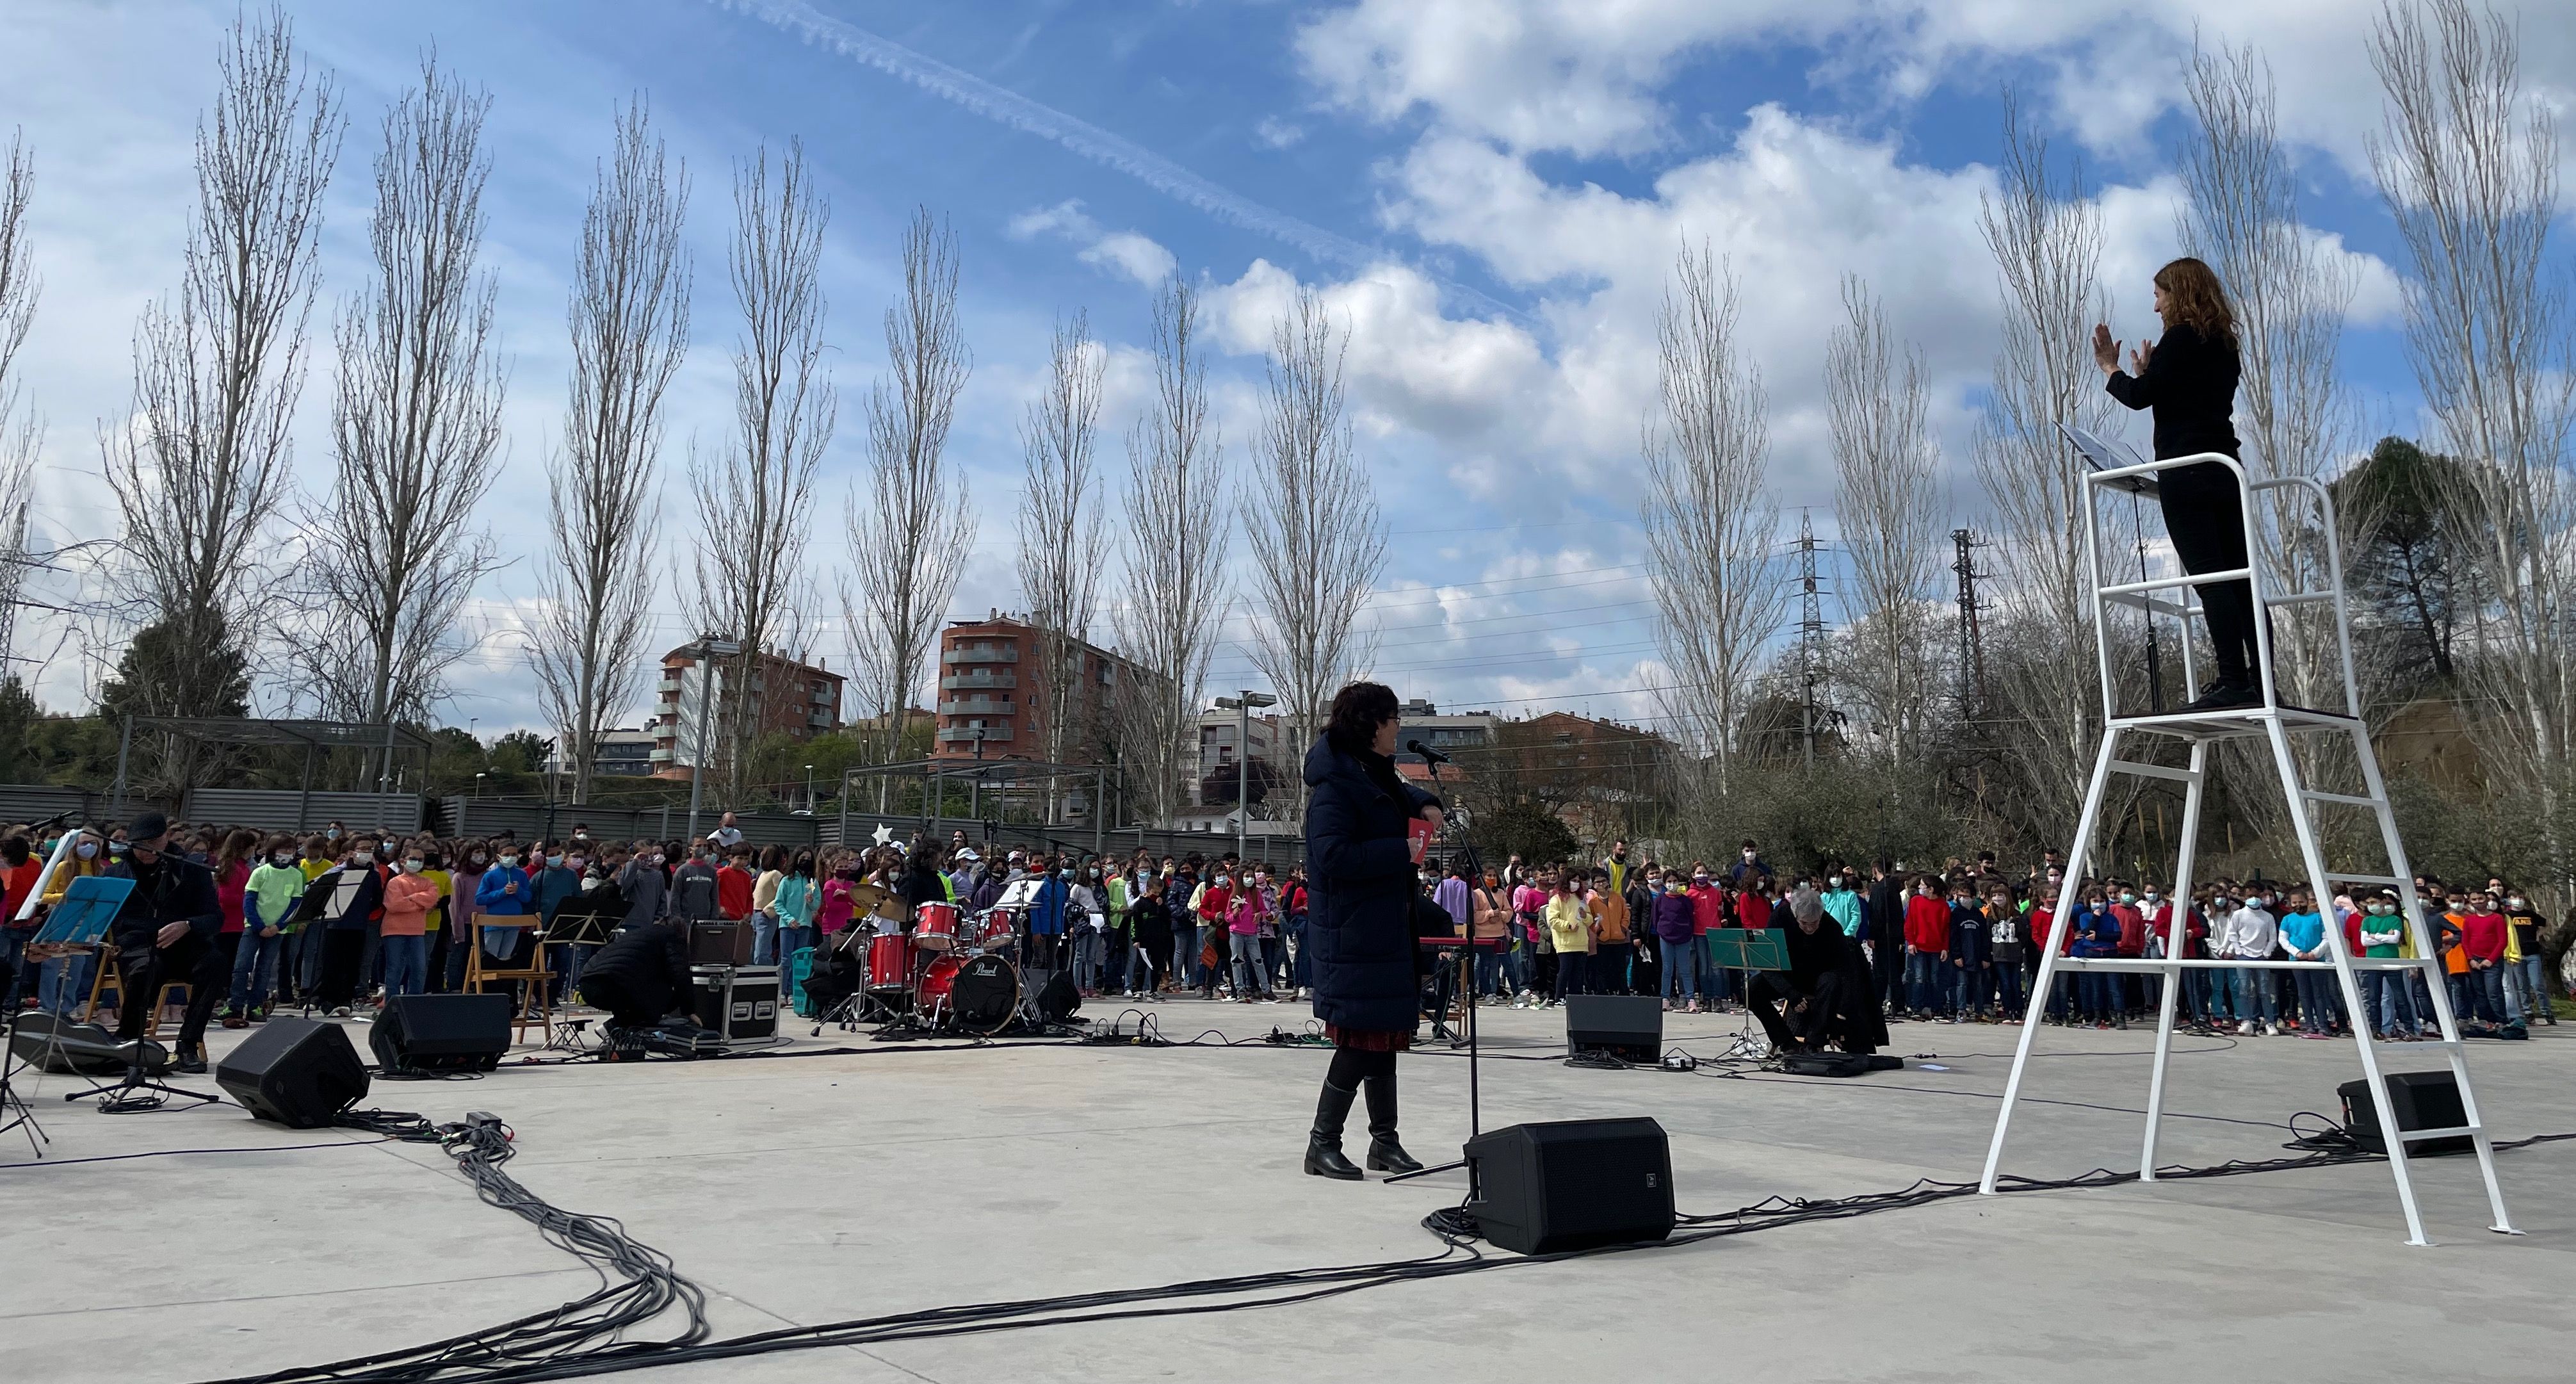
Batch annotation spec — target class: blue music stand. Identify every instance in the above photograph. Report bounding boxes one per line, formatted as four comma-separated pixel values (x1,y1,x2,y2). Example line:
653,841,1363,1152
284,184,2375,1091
31,875,132,947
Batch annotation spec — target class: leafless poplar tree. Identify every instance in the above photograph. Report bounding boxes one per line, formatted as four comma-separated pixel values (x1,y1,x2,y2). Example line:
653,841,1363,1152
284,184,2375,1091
0,133,38,676
1972,101,2130,840
1642,241,1781,799
530,99,690,802
1244,287,1386,810
1112,276,1228,826
102,8,339,753
2370,0,2576,897
309,59,507,756
688,142,834,802
1017,312,1106,792
2177,41,2365,843
844,208,973,770
1826,275,1941,762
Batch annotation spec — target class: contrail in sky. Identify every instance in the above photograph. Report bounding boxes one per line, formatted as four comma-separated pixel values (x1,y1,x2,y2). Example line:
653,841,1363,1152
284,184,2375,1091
716,0,1528,323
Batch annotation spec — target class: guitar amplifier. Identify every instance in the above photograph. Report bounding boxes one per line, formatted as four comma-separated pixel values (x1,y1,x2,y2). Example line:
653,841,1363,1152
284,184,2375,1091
690,965,779,1041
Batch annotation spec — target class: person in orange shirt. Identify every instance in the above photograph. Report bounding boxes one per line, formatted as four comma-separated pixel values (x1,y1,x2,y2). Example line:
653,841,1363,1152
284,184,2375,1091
379,846,444,1000
1589,867,1632,994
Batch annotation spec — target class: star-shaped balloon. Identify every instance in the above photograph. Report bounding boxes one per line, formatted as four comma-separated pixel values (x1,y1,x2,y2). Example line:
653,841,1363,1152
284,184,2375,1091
870,822,895,847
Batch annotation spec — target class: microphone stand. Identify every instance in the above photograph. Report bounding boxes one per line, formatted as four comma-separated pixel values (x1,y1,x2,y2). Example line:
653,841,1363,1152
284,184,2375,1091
1387,748,1482,1187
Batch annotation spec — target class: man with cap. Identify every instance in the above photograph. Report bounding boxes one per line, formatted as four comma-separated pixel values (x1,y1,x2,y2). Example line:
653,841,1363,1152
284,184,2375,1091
107,811,224,1073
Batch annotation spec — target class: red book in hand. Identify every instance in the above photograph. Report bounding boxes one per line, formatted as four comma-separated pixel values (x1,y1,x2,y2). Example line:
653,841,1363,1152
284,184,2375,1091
1408,817,1434,858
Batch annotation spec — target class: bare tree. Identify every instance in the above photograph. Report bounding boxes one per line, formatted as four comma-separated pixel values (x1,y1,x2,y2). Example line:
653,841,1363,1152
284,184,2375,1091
2370,0,2576,900
1244,287,1386,808
530,98,690,802
1112,276,1228,826
2177,40,2366,844
1826,274,1942,763
844,207,973,772
0,132,38,674
1972,101,2131,842
102,8,338,771
1642,241,1781,799
688,142,834,802
1016,312,1106,798
307,59,507,765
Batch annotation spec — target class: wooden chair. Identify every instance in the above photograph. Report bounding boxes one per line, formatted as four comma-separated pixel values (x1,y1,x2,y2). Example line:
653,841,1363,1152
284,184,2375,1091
79,948,123,1025
144,982,190,1041
464,924,551,1045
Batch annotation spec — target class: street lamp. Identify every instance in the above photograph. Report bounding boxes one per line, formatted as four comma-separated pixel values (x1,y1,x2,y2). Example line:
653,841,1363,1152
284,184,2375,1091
1213,690,1276,866
474,772,487,799
685,635,745,845
804,763,816,815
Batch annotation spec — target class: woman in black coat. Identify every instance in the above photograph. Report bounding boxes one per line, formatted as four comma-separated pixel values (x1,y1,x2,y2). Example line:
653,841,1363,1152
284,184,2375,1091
2094,256,2255,710
1300,681,1443,1180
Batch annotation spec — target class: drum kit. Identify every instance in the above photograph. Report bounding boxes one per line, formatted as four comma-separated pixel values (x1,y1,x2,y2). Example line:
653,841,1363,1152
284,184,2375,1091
819,884,1031,1036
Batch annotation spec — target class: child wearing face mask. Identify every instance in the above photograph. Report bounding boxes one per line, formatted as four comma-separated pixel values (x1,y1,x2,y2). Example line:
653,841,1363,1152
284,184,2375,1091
227,834,306,1023
33,831,108,1014
380,847,441,1000
316,837,389,1016
2499,890,2556,1025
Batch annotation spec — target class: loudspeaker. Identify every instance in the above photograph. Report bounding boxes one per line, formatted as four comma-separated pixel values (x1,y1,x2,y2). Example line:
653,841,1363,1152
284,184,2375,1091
1464,1118,1674,1255
1565,994,1662,1062
1031,966,1081,1023
370,993,512,1074
2339,1071,2474,1156
215,1017,369,1128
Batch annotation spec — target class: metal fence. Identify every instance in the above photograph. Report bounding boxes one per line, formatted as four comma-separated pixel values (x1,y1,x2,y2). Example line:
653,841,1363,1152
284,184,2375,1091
179,788,425,834
437,799,825,847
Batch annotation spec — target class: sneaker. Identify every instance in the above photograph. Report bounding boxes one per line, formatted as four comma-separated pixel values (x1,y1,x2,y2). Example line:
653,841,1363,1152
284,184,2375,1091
2237,1020,2255,1035
221,1012,248,1030
330,1005,353,1018
2264,1022,2280,1037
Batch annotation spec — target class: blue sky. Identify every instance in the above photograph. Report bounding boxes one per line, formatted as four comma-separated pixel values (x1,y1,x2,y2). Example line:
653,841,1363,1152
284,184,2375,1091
4,0,2570,738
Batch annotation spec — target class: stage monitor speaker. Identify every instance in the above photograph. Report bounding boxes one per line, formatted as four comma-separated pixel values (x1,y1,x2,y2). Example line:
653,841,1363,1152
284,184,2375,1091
8,1010,167,1077
1565,994,1662,1062
370,993,512,1074
2339,1071,2474,1157
1030,966,1081,1023
215,1017,369,1128
1464,1117,1674,1255
1779,1051,1904,1077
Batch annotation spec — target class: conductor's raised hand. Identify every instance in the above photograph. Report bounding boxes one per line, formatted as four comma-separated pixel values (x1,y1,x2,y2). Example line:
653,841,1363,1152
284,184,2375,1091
2091,322,2119,373
2128,337,2155,375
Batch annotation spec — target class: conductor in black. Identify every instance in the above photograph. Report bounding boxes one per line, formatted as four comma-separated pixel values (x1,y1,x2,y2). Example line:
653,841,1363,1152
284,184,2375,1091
2093,256,2257,712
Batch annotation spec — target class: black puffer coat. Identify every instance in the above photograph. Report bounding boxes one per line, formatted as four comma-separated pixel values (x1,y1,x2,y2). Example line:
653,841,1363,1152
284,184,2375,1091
1302,737,1437,1034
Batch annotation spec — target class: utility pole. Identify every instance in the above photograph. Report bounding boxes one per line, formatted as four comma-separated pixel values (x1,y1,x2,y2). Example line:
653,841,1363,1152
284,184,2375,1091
1792,512,1827,771
1214,690,1276,865
1951,528,1988,719
685,635,744,847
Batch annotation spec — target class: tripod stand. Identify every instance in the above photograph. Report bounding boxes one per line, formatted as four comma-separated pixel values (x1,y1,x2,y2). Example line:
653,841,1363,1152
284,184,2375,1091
0,1006,49,1156
63,1023,219,1115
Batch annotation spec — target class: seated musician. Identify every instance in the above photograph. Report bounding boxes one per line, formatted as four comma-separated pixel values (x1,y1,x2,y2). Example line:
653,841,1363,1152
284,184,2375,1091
1747,886,1890,1056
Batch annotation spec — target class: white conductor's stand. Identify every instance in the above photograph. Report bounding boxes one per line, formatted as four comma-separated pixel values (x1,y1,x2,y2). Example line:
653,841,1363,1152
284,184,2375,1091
1977,436,2518,1247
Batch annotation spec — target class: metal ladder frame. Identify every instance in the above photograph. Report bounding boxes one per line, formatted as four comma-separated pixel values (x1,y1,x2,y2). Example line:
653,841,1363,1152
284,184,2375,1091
1977,448,2518,1246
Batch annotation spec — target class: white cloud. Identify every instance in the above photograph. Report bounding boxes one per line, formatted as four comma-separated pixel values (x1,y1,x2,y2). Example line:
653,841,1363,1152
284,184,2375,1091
1293,0,2576,174
1254,115,1306,149
1007,199,1175,287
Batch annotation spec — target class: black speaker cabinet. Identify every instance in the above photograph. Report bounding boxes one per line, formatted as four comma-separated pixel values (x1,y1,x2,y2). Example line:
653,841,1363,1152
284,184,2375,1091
2340,1071,2474,1156
371,993,512,1073
1464,1117,1674,1255
1565,993,1662,1062
215,1017,369,1128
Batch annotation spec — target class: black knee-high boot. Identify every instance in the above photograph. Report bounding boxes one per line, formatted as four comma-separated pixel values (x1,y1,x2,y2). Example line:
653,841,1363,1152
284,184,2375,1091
1363,1072,1422,1173
1305,1080,1363,1179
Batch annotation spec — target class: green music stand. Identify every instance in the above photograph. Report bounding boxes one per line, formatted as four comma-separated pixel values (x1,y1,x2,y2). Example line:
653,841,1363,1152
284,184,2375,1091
1706,928,1787,1058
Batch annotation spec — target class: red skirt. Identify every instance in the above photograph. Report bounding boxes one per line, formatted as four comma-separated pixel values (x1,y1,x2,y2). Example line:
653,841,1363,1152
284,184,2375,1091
1326,1024,1413,1052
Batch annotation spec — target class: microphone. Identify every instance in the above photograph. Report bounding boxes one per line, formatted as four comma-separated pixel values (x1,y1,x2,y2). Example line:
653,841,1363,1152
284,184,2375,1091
1406,739,1451,765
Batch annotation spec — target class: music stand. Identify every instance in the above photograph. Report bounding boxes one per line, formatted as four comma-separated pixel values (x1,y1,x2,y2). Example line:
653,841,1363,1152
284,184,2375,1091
1707,929,1788,1059
1384,765,1487,1189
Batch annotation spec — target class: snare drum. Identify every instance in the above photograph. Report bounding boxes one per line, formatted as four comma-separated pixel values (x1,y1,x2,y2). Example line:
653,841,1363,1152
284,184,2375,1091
914,900,960,952
864,934,912,992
